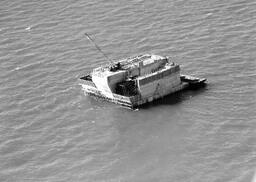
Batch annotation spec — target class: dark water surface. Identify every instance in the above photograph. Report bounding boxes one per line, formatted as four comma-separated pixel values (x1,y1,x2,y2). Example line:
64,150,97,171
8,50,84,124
0,0,256,181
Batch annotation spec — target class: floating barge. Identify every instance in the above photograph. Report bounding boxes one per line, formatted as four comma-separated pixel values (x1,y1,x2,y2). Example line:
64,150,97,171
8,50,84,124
79,54,206,108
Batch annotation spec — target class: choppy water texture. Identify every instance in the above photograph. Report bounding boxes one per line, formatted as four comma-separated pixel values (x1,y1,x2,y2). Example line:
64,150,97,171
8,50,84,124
0,0,256,181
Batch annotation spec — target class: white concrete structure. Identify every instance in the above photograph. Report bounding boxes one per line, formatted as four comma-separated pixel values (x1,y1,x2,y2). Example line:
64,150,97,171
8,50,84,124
80,54,206,108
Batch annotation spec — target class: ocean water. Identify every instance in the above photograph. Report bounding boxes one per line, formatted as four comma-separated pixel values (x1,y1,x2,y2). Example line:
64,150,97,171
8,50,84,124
0,0,256,181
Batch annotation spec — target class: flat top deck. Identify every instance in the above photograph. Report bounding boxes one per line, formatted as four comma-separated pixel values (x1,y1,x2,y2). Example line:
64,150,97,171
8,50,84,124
120,54,165,69
93,54,168,73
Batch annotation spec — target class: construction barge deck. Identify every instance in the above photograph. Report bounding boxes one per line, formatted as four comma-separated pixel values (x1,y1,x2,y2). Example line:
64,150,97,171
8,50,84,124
79,54,206,108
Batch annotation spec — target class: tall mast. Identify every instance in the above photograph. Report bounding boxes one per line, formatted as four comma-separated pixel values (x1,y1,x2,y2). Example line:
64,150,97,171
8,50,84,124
84,33,112,64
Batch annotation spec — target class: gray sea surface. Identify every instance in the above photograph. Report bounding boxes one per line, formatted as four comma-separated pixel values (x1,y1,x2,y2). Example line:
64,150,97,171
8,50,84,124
0,0,256,181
